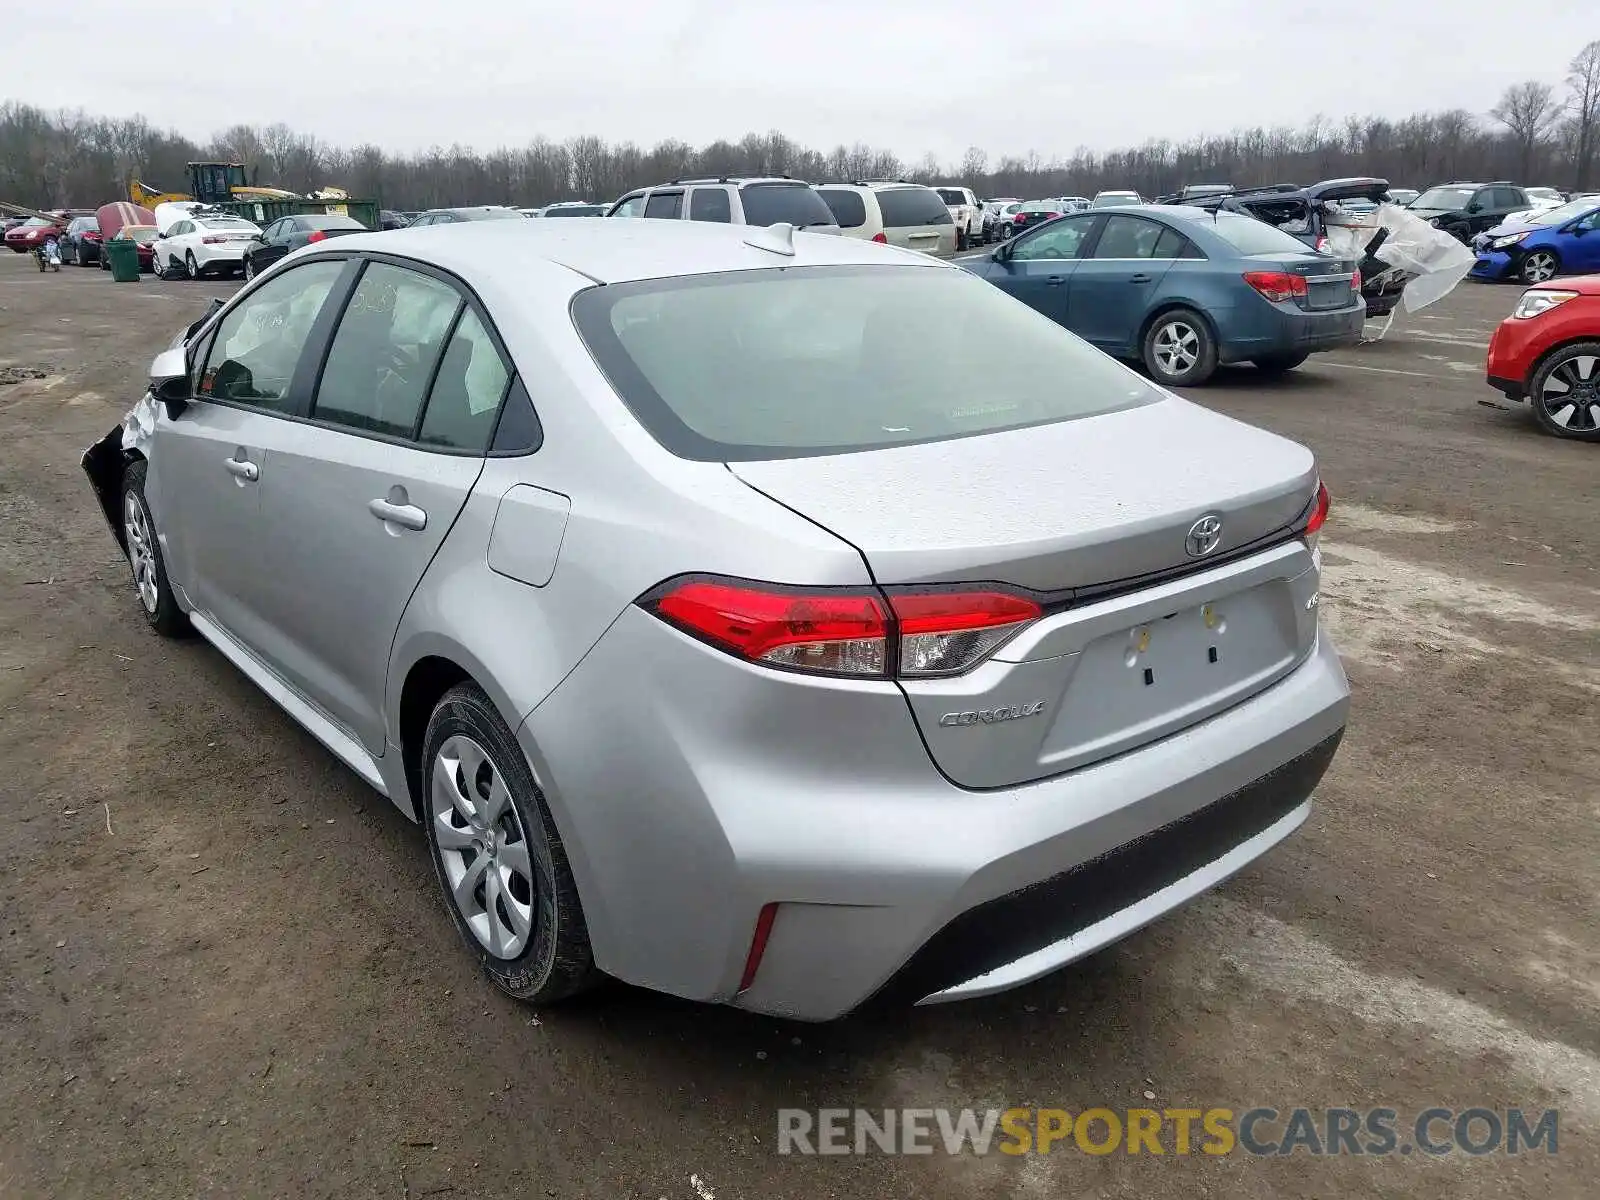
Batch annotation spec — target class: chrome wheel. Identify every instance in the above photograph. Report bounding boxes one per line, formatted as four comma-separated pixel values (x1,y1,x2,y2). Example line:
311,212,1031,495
123,490,159,615
243,257,255,281
1539,354,1600,433
1153,320,1201,376
1521,251,1558,284
185,252,199,280
430,734,536,959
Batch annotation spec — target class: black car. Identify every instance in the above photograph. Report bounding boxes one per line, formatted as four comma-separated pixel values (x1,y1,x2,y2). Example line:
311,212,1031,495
61,215,102,266
242,214,367,280
1010,199,1072,234
1407,182,1532,243
379,210,410,230
406,206,526,227
1188,178,1408,317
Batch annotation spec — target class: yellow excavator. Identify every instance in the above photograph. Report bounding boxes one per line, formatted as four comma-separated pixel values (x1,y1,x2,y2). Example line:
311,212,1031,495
129,162,345,208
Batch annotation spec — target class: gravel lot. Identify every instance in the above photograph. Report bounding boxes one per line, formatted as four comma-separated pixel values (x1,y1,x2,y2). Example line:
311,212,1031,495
0,250,1595,1199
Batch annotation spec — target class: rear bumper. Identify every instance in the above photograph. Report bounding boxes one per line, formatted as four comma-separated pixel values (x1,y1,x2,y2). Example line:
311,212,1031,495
1218,303,1365,363
519,605,1350,1021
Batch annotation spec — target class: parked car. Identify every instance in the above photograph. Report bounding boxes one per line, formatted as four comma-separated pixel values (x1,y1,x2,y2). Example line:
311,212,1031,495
61,215,103,266
1408,182,1532,243
243,213,368,280
608,178,840,233
1090,191,1145,209
99,225,160,273
5,215,66,254
814,182,956,257
962,205,1364,386
151,214,262,279
991,201,1026,240
1386,188,1419,206
380,210,411,230
1470,198,1600,284
981,197,1021,243
536,202,607,218
1157,183,1234,203
1010,199,1073,235
95,201,160,273
933,186,983,250
1483,274,1600,440
408,207,527,227
1190,178,1406,317
80,218,1348,1020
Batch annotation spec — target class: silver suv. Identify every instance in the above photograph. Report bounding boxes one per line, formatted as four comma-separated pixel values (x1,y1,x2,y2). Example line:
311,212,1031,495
607,177,840,233
84,219,1348,1022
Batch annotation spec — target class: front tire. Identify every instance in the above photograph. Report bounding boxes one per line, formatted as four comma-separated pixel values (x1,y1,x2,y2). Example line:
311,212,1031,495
243,256,256,282
152,254,166,279
1528,341,1600,441
421,683,599,1004
1142,309,1218,387
1252,352,1310,375
122,460,190,637
1519,249,1560,285
75,244,86,266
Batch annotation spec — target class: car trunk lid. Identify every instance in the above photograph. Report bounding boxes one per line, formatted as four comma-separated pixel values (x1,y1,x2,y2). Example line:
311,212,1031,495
729,398,1322,788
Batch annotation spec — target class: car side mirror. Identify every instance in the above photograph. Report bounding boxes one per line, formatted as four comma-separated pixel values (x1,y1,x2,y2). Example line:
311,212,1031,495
149,348,190,416
1466,202,1482,213
992,242,1012,263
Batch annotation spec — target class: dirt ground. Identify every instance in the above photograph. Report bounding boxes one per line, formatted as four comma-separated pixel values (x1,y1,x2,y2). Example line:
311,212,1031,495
0,250,1595,1200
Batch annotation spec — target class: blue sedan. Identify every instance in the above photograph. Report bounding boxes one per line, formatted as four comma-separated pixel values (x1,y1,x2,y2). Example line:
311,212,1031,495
1470,199,1600,285
961,205,1365,386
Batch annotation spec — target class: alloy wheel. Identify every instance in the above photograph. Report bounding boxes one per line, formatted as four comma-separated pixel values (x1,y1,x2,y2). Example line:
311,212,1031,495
1153,320,1200,376
1522,252,1558,284
123,491,159,615
430,734,537,959
1540,354,1600,433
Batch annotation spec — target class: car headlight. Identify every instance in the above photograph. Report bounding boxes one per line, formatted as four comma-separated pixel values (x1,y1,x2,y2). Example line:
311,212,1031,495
1491,232,1530,249
1513,289,1578,319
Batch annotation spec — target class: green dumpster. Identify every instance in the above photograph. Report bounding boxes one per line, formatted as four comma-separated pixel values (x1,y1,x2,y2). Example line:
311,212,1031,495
105,238,141,283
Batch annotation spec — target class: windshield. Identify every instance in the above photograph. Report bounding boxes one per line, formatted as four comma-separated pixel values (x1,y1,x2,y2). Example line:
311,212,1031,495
571,266,1159,461
1413,187,1474,210
23,217,53,227
1528,199,1598,226
1527,188,1561,201
1092,194,1138,207
126,227,159,243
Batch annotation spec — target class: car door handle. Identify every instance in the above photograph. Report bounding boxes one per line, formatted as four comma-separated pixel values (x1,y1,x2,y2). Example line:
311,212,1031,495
1128,273,1153,283
368,498,427,531
224,457,259,482
1046,275,1067,285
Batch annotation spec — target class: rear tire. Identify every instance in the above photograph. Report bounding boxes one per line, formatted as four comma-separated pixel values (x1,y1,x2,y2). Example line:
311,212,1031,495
185,251,200,280
121,460,191,637
1252,352,1310,375
1142,309,1218,387
1528,340,1600,441
421,683,600,1005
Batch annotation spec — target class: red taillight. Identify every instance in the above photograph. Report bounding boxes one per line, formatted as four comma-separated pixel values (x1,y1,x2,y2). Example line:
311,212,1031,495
1351,268,1361,290
307,230,328,243
1243,270,1309,303
201,235,227,244
643,577,1041,678
871,231,887,243
738,903,779,992
1013,212,1027,223
86,232,102,241
1303,481,1331,537
1314,236,1328,253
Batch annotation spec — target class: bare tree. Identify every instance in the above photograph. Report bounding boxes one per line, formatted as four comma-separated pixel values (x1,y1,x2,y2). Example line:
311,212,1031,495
1567,39,1600,190
1490,81,1561,182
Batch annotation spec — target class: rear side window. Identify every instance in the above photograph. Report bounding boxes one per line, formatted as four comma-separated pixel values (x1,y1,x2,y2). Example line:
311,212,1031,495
571,266,1159,461
417,309,512,452
643,192,683,220
1203,213,1320,256
198,260,347,413
689,188,732,223
738,184,836,228
816,189,866,229
876,187,952,228
313,263,462,438
1152,227,1194,259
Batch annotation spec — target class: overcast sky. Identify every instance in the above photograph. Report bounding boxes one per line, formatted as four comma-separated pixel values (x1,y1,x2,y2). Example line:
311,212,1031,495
12,1,1596,162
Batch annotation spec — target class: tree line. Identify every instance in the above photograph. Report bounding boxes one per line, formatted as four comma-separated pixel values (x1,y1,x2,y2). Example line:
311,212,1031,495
3,40,1597,214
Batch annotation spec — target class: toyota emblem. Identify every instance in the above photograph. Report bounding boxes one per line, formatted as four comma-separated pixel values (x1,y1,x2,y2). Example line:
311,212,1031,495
1185,514,1223,558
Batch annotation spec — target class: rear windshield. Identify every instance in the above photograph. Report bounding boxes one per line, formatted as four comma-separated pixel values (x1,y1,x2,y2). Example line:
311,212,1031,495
570,266,1159,461
462,208,525,221
197,219,255,230
1020,201,1062,213
1413,187,1473,210
1202,213,1319,255
816,189,866,229
935,189,966,205
304,214,364,229
738,184,836,229
876,188,952,228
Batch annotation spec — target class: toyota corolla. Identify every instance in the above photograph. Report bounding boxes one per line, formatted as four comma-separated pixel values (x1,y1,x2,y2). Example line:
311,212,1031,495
82,219,1348,1021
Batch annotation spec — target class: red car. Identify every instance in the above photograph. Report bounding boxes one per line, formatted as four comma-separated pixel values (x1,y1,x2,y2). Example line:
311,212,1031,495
4,215,67,253
1485,273,1600,441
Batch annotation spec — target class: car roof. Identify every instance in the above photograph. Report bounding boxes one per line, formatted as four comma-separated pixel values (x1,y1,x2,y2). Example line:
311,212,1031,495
314,216,955,285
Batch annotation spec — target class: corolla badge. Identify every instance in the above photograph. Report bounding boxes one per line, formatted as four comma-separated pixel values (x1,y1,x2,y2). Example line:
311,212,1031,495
939,701,1047,727
1185,514,1224,558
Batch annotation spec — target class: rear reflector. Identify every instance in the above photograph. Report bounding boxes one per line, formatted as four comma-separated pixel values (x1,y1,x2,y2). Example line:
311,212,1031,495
871,232,887,243
1243,270,1309,303
641,576,1040,678
738,902,779,992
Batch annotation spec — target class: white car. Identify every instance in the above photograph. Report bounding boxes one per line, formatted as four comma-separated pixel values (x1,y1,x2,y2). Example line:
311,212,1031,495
152,214,262,280
934,186,983,250
1090,190,1145,209
1503,187,1566,226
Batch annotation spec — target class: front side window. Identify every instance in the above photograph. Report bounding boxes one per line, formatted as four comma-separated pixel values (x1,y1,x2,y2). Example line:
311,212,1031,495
643,192,683,220
198,259,347,412
313,263,462,438
1412,187,1473,210
611,194,645,218
1012,216,1095,260
572,266,1159,461
688,188,732,223
417,309,513,452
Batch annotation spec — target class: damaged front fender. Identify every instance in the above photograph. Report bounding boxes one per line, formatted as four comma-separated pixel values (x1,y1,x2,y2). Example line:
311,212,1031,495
81,391,161,554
